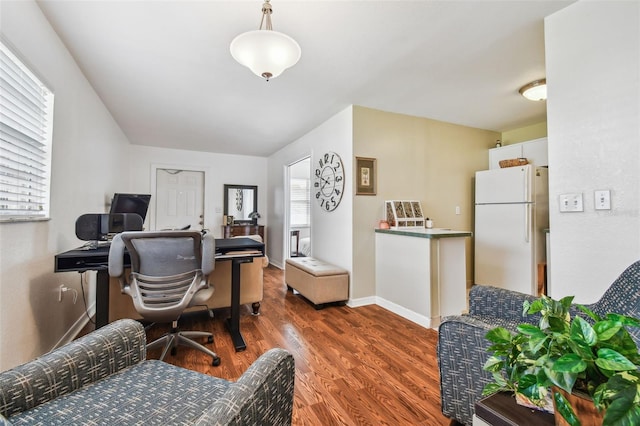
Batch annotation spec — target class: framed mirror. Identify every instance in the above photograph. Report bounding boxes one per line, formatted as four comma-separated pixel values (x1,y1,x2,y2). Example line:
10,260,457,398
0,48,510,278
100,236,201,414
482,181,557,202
223,184,258,224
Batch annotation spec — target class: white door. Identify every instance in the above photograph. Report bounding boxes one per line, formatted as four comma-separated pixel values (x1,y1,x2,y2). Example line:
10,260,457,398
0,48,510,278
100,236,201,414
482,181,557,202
155,169,205,231
474,203,535,295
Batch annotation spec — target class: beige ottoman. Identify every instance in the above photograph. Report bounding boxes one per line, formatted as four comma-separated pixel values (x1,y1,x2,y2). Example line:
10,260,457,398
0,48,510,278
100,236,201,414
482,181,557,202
285,257,349,309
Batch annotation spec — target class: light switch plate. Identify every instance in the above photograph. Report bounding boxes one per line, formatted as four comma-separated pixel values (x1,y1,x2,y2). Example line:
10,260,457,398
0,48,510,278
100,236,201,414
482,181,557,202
594,190,611,210
559,193,584,212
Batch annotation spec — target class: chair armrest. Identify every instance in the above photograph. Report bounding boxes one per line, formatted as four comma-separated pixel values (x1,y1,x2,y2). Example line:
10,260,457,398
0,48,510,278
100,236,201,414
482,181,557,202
437,315,500,425
195,348,295,426
468,284,537,321
0,319,146,418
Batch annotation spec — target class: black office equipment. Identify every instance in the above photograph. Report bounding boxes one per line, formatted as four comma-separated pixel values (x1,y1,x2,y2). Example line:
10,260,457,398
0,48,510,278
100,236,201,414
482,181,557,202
109,193,151,223
75,213,143,241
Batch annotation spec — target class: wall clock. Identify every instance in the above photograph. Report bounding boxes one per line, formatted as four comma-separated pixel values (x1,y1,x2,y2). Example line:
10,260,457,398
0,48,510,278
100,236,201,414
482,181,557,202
314,151,345,212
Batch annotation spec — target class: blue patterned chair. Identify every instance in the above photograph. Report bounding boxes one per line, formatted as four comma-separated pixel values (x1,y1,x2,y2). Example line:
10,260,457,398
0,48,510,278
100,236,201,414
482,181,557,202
0,319,295,425
437,260,640,426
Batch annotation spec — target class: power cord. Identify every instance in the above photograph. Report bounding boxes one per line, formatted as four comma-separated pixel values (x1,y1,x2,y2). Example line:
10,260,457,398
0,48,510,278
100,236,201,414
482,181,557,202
80,272,96,325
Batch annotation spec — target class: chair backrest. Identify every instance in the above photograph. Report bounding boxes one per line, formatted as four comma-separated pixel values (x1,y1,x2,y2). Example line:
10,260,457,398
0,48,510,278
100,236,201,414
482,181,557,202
589,260,640,346
108,231,215,322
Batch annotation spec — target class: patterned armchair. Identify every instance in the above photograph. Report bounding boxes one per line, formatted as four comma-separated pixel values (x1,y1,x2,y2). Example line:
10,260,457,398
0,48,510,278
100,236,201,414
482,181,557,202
437,260,640,426
0,319,295,425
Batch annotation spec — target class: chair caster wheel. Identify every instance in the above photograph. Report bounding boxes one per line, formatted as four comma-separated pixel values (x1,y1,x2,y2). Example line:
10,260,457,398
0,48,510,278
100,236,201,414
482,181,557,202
207,336,213,344
171,347,177,356
212,357,221,366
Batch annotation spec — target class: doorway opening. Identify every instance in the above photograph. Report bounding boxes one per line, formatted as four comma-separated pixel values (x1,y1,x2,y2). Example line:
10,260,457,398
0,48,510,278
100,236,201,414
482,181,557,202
287,157,311,258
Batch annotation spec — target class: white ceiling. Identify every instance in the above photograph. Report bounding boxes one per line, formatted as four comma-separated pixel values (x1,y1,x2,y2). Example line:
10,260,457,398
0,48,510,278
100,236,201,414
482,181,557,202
36,0,574,157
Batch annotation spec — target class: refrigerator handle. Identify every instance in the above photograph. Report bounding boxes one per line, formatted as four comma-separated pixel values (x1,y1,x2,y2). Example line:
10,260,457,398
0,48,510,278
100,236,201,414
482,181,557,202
525,204,531,243
524,167,530,202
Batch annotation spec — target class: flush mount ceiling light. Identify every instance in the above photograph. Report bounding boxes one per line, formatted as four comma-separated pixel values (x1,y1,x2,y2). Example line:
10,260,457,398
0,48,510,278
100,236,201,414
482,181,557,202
230,0,301,81
519,78,547,101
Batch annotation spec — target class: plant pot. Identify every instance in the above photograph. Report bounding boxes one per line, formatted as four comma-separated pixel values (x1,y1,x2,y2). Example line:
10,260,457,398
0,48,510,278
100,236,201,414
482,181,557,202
551,387,604,426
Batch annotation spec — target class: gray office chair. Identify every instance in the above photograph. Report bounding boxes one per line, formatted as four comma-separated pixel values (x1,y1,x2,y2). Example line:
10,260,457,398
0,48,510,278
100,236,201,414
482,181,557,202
108,230,221,366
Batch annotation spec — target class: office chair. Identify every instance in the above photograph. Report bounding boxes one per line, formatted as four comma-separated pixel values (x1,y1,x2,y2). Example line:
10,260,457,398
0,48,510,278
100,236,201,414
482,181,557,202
108,230,221,366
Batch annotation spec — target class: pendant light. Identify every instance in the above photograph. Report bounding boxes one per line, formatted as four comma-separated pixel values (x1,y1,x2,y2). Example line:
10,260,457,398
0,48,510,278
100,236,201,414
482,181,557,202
230,0,301,81
519,79,547,101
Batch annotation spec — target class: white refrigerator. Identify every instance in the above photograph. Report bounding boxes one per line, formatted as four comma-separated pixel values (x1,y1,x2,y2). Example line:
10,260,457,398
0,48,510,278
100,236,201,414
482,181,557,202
474,165,549,295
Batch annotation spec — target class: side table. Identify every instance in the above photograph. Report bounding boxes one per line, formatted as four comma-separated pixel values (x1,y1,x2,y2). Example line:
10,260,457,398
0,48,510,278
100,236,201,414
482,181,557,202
473,392,554,426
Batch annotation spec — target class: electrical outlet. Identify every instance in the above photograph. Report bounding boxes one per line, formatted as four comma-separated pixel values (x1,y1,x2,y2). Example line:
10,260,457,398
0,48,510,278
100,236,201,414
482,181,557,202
58,284,66,302
594,190,611,210
559,193,583,212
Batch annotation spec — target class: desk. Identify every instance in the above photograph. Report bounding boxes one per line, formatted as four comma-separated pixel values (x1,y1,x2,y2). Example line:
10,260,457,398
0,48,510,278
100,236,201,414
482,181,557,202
54,237,264,352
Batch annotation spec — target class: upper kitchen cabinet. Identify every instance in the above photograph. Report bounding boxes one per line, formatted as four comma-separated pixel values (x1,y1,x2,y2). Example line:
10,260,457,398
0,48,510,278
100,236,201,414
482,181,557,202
489,138,548,169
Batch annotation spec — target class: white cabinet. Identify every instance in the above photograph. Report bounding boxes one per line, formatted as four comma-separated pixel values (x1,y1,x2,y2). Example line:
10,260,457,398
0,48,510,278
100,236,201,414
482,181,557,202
489,137,548,169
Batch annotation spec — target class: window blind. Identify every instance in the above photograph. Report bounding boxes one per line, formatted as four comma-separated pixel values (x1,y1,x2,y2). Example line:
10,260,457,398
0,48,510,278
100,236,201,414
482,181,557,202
0,41,54,221
290,178,310,227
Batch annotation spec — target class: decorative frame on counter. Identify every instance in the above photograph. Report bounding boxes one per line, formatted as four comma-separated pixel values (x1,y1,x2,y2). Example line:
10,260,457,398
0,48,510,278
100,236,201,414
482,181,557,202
355,157,377,195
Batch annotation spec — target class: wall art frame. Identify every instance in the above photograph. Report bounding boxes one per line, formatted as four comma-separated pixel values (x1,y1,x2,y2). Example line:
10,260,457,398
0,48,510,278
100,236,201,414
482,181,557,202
355,156,377,195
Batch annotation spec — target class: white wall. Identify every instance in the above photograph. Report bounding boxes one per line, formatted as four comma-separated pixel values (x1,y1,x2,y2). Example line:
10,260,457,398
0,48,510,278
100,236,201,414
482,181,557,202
267,107,353,275
545,1,640,302
0,0,131,370
126,145,267,239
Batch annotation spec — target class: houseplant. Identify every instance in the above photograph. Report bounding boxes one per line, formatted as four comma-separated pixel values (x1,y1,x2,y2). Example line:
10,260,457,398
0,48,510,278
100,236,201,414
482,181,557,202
482,294,640,426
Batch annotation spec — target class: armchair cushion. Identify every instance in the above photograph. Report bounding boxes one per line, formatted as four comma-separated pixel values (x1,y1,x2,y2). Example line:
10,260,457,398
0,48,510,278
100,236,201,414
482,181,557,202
0,319,295,426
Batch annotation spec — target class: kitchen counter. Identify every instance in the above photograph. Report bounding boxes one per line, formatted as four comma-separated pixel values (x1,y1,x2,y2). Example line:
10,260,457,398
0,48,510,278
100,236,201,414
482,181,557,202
375,228,472,238
375,227,472,328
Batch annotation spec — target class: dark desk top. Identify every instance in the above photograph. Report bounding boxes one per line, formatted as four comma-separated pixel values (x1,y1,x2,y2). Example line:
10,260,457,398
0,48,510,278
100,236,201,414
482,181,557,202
55,237,265,273
215,237,264,255
475,392,554,426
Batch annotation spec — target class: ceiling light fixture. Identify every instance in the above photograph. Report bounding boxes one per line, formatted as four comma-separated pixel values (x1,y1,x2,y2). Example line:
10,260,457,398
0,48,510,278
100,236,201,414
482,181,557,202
519,78,547,101
230,0,301,81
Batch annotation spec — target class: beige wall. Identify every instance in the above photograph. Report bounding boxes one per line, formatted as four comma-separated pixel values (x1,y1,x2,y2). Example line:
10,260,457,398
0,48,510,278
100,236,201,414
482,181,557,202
501,121,547,145
352,106,500,299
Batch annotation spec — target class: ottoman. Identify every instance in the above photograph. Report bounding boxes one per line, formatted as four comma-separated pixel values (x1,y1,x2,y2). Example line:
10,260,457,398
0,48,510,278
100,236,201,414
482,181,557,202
285,257,349,309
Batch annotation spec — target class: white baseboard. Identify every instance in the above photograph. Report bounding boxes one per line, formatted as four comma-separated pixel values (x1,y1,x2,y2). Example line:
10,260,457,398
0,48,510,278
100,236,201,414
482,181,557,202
375,297,439,329
347,296,376,308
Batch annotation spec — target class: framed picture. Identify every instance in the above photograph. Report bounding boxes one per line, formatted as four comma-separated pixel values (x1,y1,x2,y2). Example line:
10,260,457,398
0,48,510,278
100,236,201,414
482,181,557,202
356,157,377,195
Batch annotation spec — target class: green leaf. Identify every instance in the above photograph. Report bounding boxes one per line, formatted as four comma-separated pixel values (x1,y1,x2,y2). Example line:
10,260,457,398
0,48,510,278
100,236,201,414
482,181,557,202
485,327,512,344
526,298,544,315
571,316,597,346
482,382,504,396
517,323,544,336
594,319,623,342
553,391,581,426
553,353,587,373
544,365,578,393
607,312,640,328
595,348,637,371
516,373,538,390
601,384,638,425
483,356,504,372
576,304,600,322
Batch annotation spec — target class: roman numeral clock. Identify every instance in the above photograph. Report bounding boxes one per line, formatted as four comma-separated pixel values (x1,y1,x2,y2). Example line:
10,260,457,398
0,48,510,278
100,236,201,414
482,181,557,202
314,151,344,212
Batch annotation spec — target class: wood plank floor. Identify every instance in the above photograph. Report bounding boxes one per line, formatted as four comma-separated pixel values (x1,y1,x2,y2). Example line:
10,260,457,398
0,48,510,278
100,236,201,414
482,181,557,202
146,265,459,425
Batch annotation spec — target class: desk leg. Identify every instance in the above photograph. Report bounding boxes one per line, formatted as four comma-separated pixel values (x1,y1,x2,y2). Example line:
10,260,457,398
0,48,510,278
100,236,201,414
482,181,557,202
95,269,110,328
225,258,250,351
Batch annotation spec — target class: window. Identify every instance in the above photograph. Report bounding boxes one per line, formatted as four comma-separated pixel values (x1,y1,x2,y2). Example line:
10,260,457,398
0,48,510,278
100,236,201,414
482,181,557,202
290,177,310,227
0,41,54,221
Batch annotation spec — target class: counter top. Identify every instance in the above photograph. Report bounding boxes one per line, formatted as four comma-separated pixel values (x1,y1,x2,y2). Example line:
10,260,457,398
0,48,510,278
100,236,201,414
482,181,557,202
375,228,472,239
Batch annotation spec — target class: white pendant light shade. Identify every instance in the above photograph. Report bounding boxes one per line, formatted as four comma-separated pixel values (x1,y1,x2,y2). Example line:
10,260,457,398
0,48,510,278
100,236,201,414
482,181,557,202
519,79,547,101
230,29,301,80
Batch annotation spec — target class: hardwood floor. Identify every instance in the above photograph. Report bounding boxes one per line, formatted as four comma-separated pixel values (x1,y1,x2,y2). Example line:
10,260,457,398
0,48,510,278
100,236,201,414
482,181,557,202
146,265,459,425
